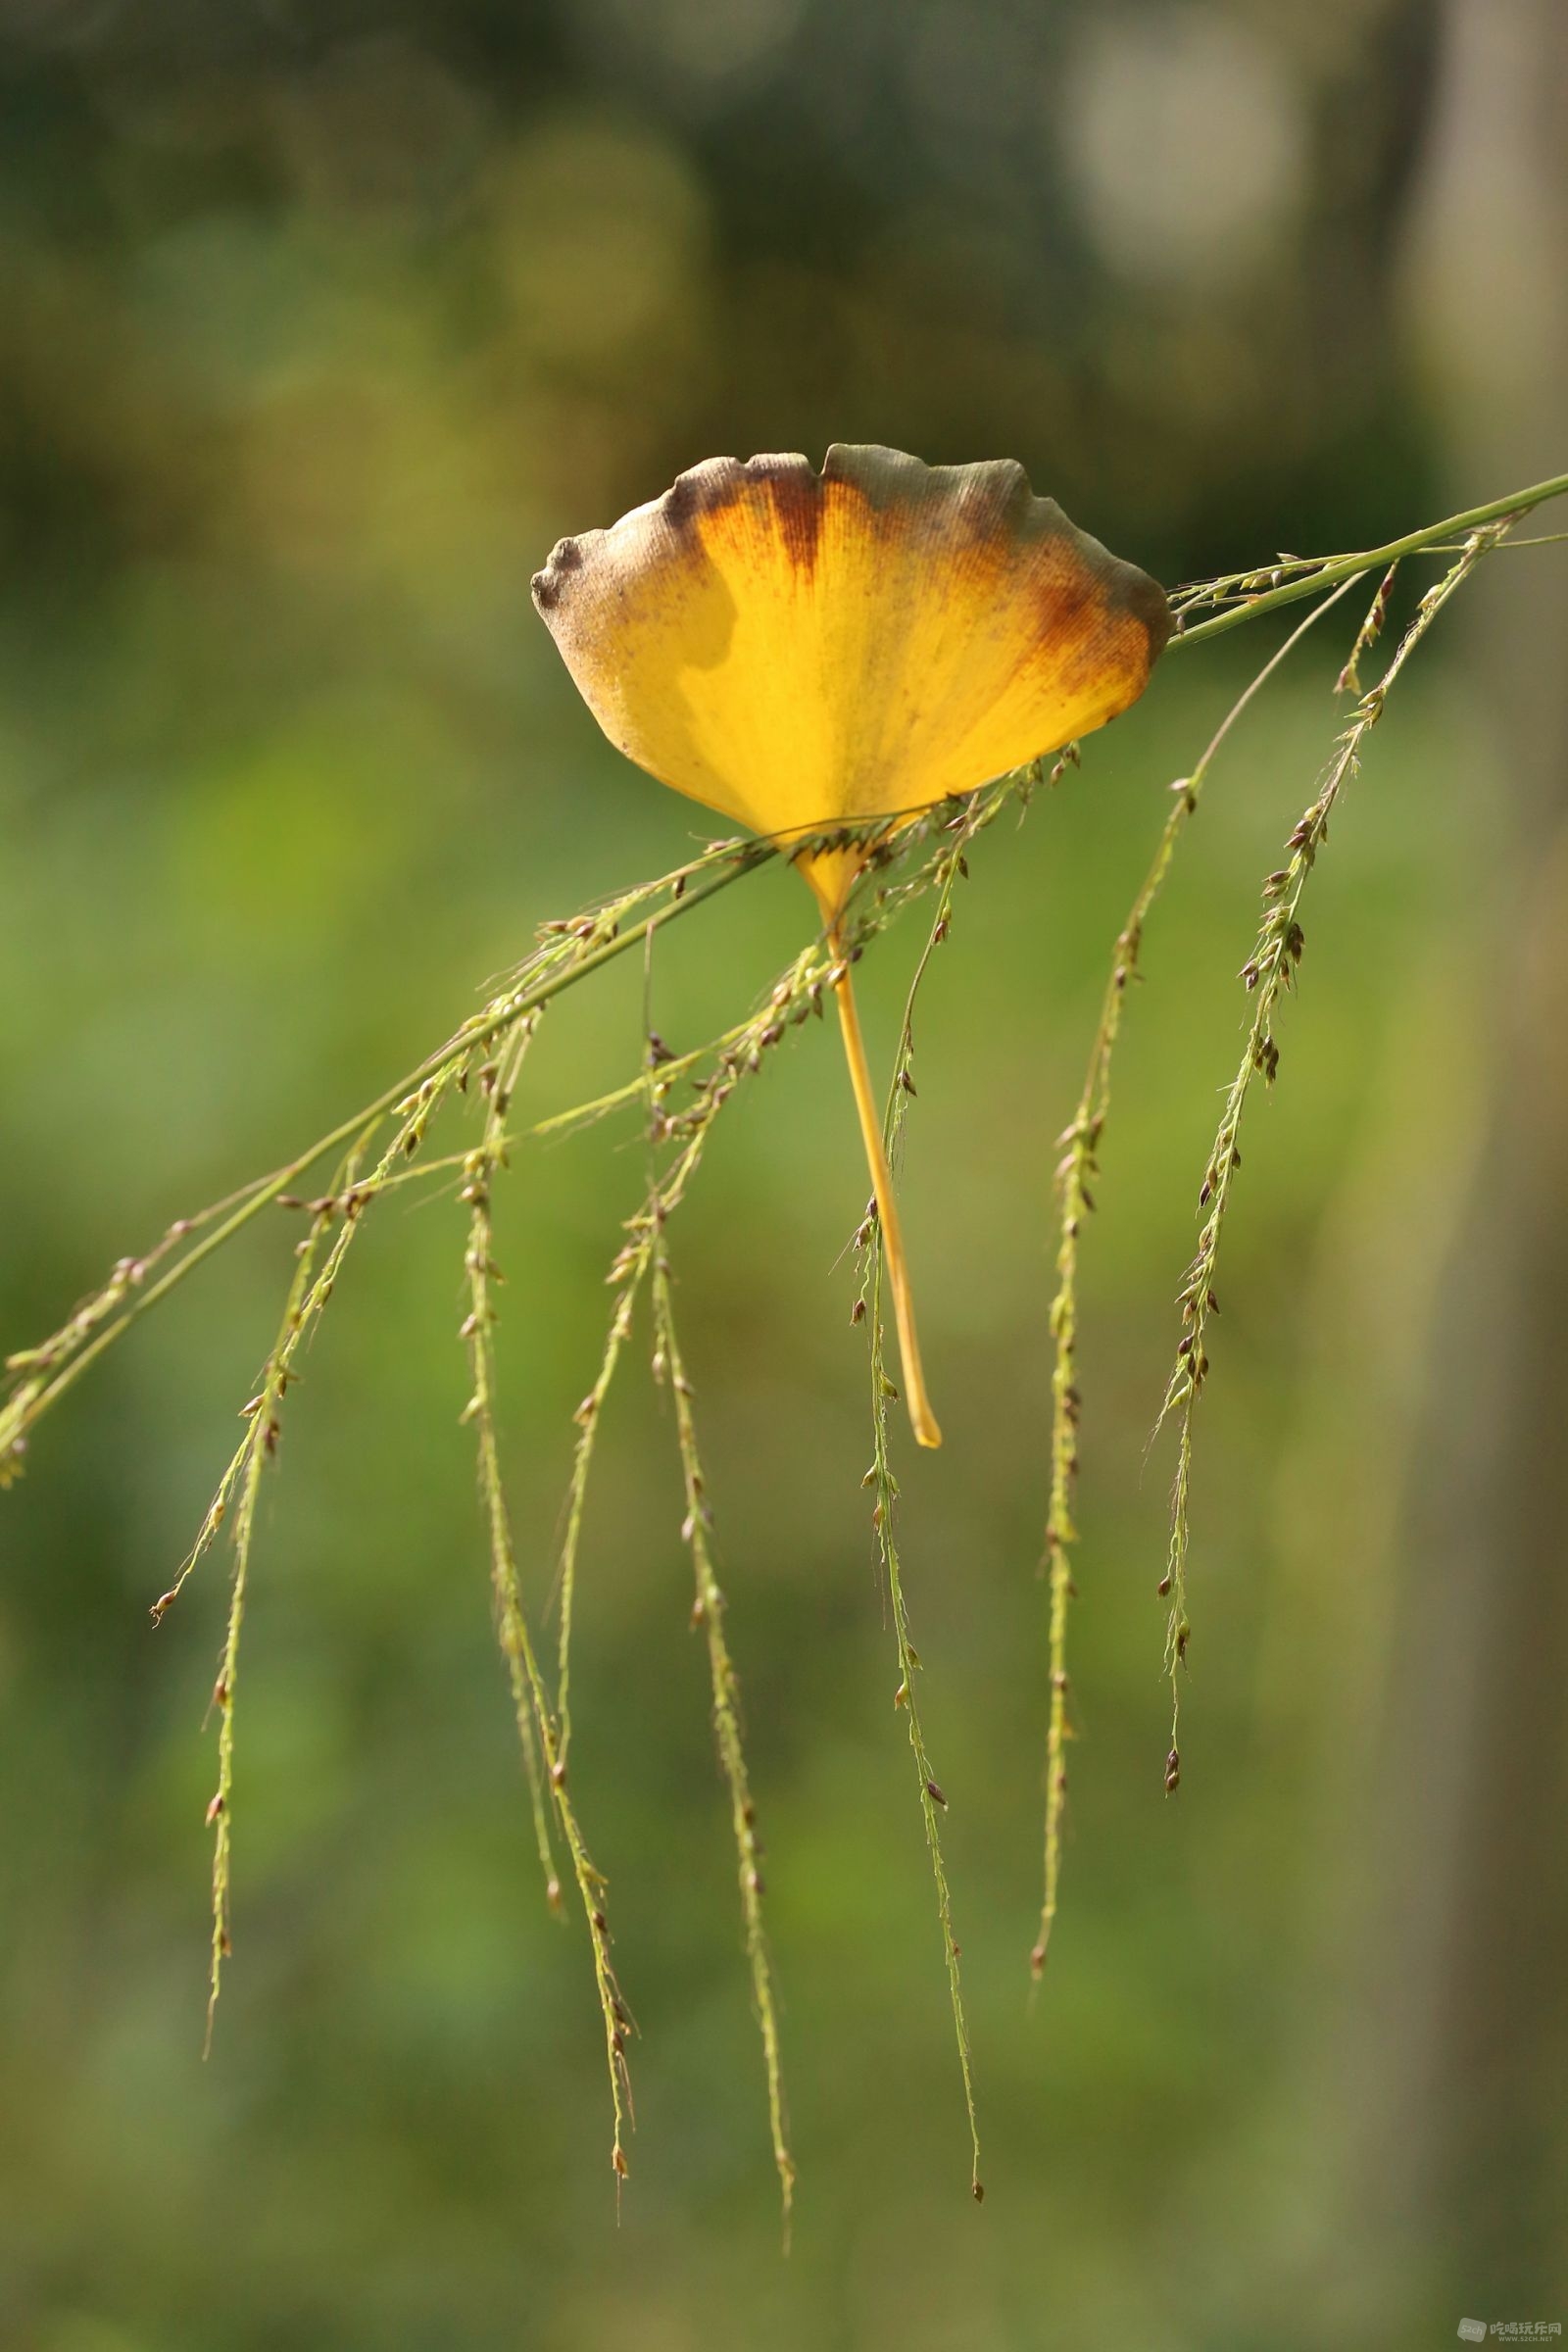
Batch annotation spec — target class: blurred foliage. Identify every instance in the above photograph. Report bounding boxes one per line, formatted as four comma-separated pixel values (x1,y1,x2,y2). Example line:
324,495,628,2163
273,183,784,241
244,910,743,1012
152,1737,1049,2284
1,1,1561,2346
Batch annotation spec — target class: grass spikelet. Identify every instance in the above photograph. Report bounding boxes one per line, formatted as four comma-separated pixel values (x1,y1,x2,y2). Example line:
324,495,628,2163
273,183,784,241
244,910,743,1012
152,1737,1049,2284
1155,526,1508,1785
1336,564,1398,697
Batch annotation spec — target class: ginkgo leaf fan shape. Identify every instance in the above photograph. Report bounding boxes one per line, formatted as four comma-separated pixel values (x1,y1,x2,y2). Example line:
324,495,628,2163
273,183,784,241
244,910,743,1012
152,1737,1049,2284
532,443,1170,1447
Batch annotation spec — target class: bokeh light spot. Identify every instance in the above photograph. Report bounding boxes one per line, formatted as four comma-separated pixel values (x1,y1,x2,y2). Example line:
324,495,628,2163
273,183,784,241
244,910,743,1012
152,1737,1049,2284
1058,6,1307,291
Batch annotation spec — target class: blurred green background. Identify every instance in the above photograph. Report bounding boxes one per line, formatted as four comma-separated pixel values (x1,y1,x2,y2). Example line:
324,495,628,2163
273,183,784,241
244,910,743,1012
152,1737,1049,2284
2,1,1565,2345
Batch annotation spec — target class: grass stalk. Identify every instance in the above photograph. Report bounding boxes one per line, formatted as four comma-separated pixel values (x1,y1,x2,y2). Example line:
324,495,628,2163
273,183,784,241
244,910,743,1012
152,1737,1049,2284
1166,468,1568,648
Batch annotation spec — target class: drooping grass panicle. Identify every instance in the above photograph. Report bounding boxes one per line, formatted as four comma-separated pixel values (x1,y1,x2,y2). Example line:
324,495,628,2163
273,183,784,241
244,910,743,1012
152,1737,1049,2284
460,1017,558,1902
1030,573,1367,1982
197,1061,467,2042
456,1018,645,2190
0,783,1032,2181
461,821,984,2184
4,474,1564,2202
632,927,793,2221
859,1234,984,2203
201,1140,366,2050
847,782,1018,2205
552,928,844,1759
650,1245,795,2226
532,799,1048,2205
539,922,883,2193
1154,525,1510,1786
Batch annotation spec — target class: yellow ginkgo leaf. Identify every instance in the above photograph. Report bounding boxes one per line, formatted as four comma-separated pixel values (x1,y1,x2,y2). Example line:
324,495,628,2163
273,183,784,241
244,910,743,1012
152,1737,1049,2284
533,444,1170,1449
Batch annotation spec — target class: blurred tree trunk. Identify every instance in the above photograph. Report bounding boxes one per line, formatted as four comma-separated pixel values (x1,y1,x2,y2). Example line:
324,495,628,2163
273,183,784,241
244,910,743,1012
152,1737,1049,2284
1363,0,1568,2315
